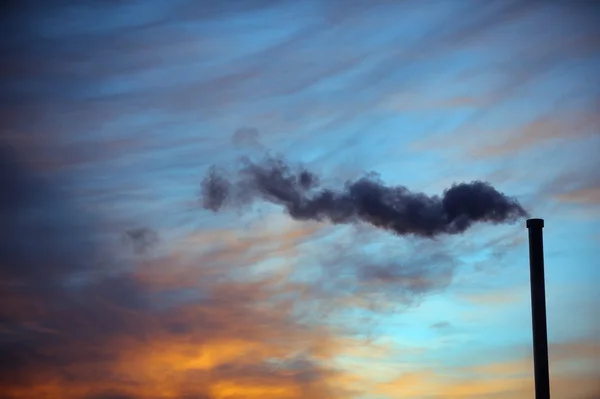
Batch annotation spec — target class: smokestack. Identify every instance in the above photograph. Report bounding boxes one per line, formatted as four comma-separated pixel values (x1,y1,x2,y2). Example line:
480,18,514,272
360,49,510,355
526,218,550,399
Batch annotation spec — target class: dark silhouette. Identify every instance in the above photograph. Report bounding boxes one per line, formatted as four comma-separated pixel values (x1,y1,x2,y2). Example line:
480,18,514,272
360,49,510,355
202,155,529,237
527,218,550,399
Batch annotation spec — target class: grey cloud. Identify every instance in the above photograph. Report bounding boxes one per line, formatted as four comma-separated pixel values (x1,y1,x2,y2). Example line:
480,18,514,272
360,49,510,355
430,321,451,330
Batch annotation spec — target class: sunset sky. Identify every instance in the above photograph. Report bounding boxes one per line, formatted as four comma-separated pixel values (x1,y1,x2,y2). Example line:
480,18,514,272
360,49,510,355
1,1,599,399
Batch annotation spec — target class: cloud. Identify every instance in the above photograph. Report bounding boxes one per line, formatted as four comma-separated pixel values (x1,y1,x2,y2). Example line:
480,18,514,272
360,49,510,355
2,1,598,398
1,255,353,398
412,105,600,162
468,111,600,160
2,142,437,398
123,227,160,254
555,187,600,206
430,321,451,330
372,339,600,399
0,142,108,306
456,285,529,307
3,0,582,141
299,230,463,321
0,142,357,399
541,167,600,207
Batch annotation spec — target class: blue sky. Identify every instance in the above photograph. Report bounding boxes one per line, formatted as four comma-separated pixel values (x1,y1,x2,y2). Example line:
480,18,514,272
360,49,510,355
1,1,599,398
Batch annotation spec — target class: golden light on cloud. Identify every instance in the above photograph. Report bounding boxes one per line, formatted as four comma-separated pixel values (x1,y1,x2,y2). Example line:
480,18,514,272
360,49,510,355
0,216,355,399
370,339,600,399
2,0,599,398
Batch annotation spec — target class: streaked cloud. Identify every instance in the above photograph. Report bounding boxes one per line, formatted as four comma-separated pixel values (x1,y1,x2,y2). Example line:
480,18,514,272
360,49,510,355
1,0,598,398
372,339,600,399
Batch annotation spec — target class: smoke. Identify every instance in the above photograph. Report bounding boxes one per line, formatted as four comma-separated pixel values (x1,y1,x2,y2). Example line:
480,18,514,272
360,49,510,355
123,227,159,255
201,155,529,237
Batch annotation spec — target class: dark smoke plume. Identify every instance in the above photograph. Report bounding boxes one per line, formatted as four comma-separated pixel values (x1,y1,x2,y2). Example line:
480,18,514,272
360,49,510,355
201,156,529,237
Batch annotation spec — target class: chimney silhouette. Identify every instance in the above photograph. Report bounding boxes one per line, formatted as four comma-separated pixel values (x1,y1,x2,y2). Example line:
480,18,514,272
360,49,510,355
526,218,550,399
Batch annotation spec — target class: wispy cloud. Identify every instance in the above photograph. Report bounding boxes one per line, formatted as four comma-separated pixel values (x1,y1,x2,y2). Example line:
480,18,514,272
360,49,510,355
1,0,598,398
372,339,600,399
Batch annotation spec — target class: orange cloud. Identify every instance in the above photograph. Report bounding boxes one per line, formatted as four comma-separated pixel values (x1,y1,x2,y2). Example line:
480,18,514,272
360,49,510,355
0,196,466,399
456,285,529,307
372,339,600,399
554,186,600,206
1,266,351,399
540,166,600,208
0,154,345,399
412,107,599,163
0,146,458,399
468,111,600,159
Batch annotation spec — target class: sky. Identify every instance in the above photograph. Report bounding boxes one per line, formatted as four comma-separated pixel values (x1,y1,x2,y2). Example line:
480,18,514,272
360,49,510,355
1,1,599,399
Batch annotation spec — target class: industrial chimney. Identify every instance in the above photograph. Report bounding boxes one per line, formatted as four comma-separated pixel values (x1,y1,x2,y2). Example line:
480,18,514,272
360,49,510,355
526,218,550,399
